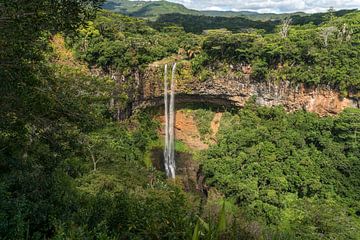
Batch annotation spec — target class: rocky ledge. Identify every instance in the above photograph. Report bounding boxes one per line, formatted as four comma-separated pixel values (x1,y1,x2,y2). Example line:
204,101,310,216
131,65,359,116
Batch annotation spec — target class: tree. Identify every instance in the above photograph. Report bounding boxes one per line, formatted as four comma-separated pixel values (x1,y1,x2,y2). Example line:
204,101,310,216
335,108,360,151
320,26,337,47
324,7,336,22
202,106,360,237
0,0,105,238
280,17,292,38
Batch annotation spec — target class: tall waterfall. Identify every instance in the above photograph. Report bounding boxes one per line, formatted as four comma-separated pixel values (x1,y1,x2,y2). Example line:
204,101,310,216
164,63,177,179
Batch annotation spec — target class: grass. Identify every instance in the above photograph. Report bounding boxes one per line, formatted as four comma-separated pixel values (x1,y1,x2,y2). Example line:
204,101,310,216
150,136,192,153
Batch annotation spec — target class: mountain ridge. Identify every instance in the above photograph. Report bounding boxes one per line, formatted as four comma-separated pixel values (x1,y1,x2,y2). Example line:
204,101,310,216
103,0,357,21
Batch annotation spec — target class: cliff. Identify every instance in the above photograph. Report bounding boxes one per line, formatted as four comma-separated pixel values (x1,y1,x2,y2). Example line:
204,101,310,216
132,63,359,116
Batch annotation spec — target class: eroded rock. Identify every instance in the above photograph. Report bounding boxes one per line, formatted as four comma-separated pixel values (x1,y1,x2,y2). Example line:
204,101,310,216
135,66,358,116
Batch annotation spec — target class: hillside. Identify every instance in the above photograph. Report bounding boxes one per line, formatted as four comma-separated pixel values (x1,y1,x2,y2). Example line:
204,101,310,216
102,0,296,20
103,0,199,19
103,0,357,22
103,0,358,34
152,13,278,33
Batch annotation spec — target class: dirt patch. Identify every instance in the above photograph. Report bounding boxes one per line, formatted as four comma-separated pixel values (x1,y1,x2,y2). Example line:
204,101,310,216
158,110,209,150
157,110,223,150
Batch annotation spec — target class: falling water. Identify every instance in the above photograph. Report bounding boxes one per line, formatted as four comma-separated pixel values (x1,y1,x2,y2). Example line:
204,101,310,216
164,63,177,179
163,64,170,177
169,63,177,178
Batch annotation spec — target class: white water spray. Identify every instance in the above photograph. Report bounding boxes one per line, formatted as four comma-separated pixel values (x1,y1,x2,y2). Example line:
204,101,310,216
164,63,177,179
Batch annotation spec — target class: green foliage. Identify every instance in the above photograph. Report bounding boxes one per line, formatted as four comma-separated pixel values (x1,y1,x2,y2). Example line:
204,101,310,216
1,0,103,72
60,114,197,238
1,0,359,239
69,9,360,95
0,1,195,239
202,105,360,239
104,0,356,23
216,201,227,235
191,202,227,240
53,187,195,239
70,11,201,73
81,116,158,172
192,219,201,240
0,1,105,238
193,11,360,92
191,109,216,140
203,31,259,63
153,14,277,34
68,10,203,114
104,0,199,20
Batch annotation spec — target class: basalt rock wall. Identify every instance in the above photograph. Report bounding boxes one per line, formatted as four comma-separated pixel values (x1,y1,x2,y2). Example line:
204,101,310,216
128,65,359,116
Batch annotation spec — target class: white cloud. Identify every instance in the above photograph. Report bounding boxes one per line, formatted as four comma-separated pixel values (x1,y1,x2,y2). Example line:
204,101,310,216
137,0,360,13
204,6,224,11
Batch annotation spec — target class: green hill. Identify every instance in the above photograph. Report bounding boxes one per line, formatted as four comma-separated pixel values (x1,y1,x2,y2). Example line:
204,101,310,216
152,13,278,34
103,0,357,21
103,0,199,19
102,0,294,20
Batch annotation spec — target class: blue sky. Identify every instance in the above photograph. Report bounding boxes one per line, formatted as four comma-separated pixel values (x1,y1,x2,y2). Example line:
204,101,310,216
136,0,360,13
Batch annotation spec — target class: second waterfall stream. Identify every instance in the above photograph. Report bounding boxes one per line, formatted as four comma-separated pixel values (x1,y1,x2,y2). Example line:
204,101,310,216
164,63,177,179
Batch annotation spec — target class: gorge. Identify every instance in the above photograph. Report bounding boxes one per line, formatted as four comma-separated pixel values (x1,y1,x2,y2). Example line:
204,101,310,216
2,1,360,239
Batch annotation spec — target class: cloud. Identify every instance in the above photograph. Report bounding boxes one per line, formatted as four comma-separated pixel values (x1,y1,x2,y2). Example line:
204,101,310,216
137,0,360,13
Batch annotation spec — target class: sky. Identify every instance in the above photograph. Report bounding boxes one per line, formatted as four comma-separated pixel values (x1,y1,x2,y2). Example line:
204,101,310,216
136,0,360,13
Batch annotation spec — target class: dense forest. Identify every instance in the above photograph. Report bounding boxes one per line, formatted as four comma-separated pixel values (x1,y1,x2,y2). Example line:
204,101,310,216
1,0,359,239
72,10,360,94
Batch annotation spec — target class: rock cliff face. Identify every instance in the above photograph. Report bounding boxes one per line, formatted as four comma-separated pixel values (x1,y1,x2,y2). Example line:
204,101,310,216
131,65,359,116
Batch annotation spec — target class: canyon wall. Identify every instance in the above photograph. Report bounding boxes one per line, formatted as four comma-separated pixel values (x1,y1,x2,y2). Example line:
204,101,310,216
132,65,359,116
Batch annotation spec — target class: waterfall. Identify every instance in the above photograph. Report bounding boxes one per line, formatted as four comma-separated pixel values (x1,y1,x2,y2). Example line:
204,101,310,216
163,64,170,177
164,63,177,179
169,63,177,178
